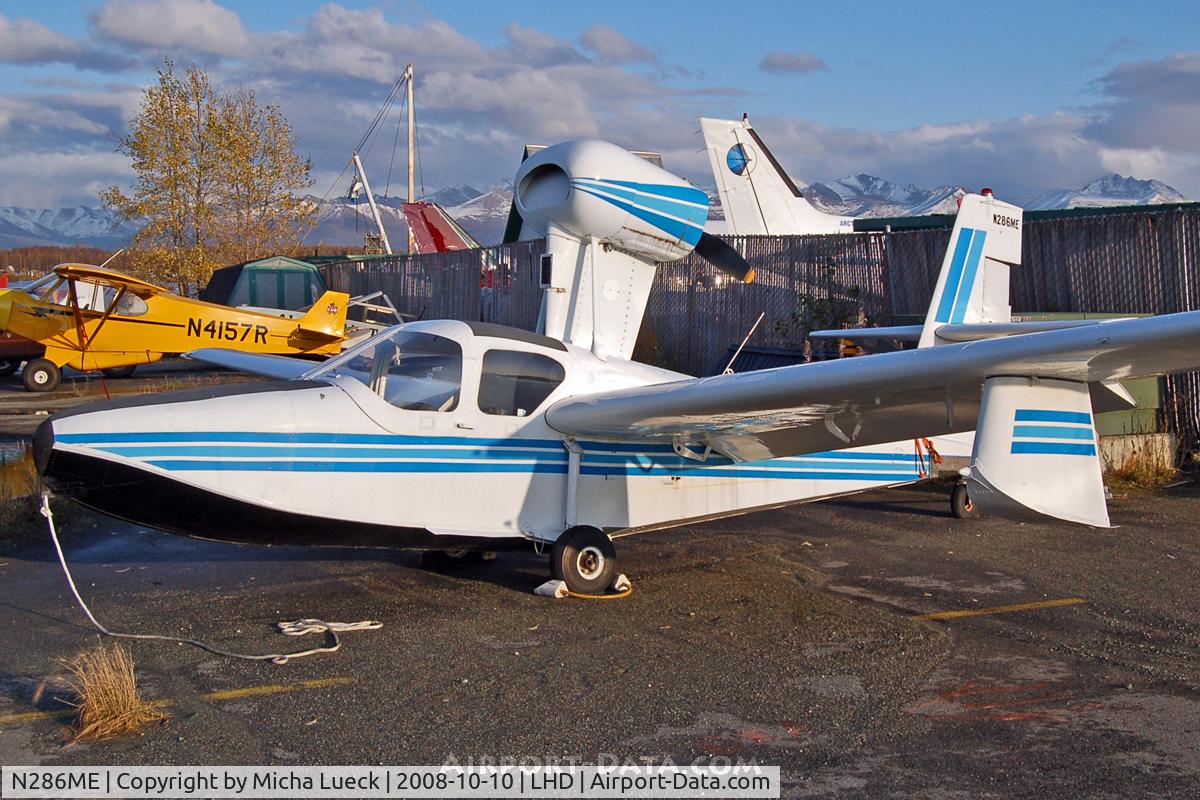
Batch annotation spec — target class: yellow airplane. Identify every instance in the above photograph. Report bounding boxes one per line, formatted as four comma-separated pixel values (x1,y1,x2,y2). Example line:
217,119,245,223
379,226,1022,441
0,263,349,392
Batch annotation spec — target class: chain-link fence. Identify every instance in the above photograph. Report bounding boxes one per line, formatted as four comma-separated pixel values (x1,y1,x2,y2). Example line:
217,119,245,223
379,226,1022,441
321,204,1200,450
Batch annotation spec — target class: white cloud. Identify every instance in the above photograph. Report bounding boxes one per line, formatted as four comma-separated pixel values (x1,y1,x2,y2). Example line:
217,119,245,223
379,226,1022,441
0,149,130,207
91,0,251,58
759,50,828,75
0,13,135,71
579,25,655,64
3,5,1200,206
0,97,109,137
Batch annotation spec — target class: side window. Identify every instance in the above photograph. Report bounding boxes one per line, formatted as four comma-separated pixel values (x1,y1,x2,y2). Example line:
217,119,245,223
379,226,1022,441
113,292,148,316
478,350,565,417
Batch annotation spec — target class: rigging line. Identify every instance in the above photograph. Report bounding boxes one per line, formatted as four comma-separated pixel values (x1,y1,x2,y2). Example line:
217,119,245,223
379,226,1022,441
358,89,398,162
353,75,405,154
299,156,353,245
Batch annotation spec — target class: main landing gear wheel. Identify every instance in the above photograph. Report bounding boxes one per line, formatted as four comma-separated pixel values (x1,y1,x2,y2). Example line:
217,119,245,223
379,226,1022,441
551,526,617,594
951,481,978,519
22,358,60,392
101,365,137,379
0,359,18,377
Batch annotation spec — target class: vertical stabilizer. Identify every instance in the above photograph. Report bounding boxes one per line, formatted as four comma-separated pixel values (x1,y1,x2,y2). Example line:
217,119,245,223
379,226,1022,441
917,193,1023,347
700,117,854,235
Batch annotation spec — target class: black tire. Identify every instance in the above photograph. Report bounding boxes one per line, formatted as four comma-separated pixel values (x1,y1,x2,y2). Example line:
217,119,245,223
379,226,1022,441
951,482,978,519
551,526,617,594
420,548,477,569
101,365,137,379
0,359,18,377
22,358,60,392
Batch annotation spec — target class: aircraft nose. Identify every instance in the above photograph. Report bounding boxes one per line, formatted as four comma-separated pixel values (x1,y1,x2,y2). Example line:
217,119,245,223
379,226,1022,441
32,416,54,477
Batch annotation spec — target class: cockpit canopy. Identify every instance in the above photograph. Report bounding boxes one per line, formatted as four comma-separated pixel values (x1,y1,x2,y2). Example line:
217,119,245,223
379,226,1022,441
308,323,567,418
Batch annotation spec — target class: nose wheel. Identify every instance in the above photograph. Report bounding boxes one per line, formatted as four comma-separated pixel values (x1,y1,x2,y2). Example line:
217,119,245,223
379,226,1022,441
551,525,617,594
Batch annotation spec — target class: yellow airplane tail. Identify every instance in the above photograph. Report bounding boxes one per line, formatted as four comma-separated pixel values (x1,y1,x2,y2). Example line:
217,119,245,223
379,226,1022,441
296,291,350,341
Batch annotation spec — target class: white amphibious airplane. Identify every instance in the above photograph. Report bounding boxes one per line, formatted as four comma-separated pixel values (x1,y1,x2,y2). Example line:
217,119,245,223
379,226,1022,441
34,139,1200,593
700,115,855,235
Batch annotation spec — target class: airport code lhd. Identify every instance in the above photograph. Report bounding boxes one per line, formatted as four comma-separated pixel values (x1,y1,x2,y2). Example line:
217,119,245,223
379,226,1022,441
1,766,780,798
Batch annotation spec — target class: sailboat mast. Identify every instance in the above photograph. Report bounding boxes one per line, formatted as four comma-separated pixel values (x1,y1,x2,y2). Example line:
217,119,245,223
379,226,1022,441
406,63,416,253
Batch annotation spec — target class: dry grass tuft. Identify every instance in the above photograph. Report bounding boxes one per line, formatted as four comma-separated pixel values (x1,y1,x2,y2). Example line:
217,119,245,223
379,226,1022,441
64,642,166,743
1105,449,1178,492
0,443,43,529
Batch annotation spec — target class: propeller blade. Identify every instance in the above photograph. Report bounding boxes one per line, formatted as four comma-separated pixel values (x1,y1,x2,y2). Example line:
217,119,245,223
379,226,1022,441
695,232,756,283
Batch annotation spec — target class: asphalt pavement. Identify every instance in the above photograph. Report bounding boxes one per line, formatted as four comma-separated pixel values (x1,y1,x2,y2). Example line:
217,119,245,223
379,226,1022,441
1,481,1197,798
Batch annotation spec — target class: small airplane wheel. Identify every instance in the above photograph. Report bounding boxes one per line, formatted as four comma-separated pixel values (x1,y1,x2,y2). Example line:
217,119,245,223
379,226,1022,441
22,358,60,392
951,481,977,519
551,525,616,594
0,359,18,377
101,365,137,379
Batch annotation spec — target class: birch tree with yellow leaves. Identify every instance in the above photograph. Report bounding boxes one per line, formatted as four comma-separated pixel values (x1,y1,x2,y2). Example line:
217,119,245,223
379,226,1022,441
102,62,314,294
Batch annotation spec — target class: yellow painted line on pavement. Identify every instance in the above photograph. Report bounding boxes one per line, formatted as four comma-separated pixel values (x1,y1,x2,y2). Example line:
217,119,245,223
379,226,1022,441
0,708,74,724
202,676,355,701
915,597,1086,620
0,677,355,725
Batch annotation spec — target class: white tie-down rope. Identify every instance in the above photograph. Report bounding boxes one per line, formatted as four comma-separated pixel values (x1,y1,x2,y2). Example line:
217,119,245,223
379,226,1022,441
41,493,381,664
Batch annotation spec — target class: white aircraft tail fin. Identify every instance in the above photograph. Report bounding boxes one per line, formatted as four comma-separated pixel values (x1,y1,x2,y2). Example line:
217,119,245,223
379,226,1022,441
700,117,854,236
918,193,1023,348
968,377,1110,527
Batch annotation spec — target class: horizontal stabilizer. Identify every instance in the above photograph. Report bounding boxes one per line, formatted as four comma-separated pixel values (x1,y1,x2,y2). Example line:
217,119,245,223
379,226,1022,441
402,201,481,254
808,325,923,341
968,376,1110,527
185,349,314,380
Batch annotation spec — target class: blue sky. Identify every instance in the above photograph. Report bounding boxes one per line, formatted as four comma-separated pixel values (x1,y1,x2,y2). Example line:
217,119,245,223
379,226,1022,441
1,0,1198,206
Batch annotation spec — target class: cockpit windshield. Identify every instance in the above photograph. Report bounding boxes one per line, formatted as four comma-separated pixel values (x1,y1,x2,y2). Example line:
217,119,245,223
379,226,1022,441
26,274,69,305
23,273,115,311
308,326,463,412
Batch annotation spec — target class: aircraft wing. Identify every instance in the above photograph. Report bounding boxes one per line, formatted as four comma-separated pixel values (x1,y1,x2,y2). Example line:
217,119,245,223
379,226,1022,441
185,348,315,380
545,312,1200,462
53,263,167,298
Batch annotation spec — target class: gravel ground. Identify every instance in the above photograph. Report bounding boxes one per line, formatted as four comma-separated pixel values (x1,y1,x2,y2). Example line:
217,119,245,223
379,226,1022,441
1,480,1197,798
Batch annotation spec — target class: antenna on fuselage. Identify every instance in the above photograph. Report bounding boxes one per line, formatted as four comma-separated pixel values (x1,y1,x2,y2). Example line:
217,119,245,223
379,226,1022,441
722,311,765,374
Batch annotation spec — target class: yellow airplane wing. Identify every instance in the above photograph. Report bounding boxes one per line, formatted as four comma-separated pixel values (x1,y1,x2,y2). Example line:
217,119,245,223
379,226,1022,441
52,263,167,298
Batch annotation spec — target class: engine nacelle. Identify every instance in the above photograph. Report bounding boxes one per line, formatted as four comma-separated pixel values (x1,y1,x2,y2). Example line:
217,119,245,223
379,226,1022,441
514,139,709,263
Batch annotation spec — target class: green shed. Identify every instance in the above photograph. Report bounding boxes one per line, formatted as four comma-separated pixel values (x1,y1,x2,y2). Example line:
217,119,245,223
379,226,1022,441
201,256,328,311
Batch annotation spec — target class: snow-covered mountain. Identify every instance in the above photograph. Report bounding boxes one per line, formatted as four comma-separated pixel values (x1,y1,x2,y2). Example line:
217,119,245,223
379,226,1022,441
2,172,1190,251
1026,174,1189,210
302,183,514,248
303,194,410,249
0,206,134,249
802,174,966,217
441,184,514,246
424,184,486,208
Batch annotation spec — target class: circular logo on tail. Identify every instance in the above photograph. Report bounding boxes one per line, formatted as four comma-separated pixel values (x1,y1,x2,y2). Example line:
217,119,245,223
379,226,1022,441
726,143,755,176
